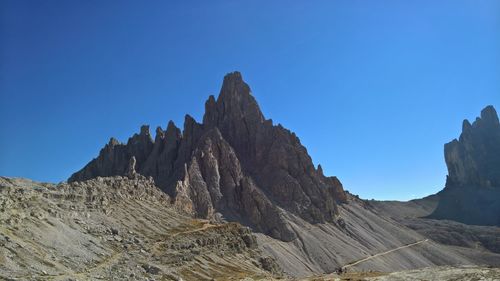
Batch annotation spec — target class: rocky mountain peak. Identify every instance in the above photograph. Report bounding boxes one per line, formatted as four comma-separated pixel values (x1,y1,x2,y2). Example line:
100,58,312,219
479,105,500,127
444,105,500,189
430,105,500,226
108,137,120,146
204,72,264,128
462,119,472,132
140,125,151,136
164,120,181,141
69,72,346,241
220,71,246,96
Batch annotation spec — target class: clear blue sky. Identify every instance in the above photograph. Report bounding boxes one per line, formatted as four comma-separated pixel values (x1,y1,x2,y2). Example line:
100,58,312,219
1,1,499,200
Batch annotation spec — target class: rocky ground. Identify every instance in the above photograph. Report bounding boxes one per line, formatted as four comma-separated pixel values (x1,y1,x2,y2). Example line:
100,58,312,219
370,266,500,281
2,176,500,280
256,194,500,278
304,266,500,281
371,197,500,256
49,73,500,280
0,176,280,280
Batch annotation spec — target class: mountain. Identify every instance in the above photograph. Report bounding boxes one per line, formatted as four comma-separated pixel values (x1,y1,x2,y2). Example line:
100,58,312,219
69,72,346,242
66,73,500,277
370,106,500,268
444,105,500,189
3,73,500,279
429,105,500,225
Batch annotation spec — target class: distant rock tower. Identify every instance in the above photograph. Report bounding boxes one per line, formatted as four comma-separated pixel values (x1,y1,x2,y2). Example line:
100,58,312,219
444,105,500,189
429,105,500,226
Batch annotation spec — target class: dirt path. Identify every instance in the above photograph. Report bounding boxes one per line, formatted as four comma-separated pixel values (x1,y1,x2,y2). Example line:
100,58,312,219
170,221,215,238
342,239,429,270
151,220,216,255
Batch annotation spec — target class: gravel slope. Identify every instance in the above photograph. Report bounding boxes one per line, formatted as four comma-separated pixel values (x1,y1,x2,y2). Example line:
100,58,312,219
2,176,499,280
0,176,279,280
372,196,500,256
257,195,500,277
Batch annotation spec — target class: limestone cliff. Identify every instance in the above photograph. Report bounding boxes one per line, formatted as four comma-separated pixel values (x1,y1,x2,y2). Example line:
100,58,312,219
69,72,346,241
430,105,500,225
444,105,500,188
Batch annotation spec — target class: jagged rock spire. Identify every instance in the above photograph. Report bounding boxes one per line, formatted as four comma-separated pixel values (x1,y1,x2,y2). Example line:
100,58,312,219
430,105,500,226
203,71,264,128
127,156,137,178
480,105,499,126
69,71,346,241
445,105,500,188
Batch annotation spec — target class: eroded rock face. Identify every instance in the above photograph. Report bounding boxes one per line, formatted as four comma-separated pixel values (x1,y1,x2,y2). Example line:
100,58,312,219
444,105,500,189
430,105,500,226
69,72,346,241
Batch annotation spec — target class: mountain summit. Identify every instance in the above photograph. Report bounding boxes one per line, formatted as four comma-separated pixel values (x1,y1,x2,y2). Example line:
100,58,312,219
444,105,500,189
430,105,500,225
69,72,346,241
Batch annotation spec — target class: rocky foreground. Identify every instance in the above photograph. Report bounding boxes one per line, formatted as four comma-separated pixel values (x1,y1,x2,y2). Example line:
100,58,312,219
2,176,500,280
0,176,280,280
305,266,500,281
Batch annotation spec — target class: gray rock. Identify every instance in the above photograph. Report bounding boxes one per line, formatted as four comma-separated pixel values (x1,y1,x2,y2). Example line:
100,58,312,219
444,105,500,188
127,156,137,179
110,227,119,235
141,264,161,275
68,72,347,241
429,105,500,226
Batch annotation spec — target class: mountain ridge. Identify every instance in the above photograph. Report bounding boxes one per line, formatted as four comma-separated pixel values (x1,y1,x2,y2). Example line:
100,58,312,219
69,71,346,241
3,73,500,279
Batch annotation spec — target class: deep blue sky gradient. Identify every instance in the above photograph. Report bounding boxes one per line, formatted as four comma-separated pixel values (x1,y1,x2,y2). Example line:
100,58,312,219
1,1,499,200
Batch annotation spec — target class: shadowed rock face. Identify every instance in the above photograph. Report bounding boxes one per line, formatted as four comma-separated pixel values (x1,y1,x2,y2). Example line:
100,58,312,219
444,105,500,189
69,72,346,241
430,105,500,226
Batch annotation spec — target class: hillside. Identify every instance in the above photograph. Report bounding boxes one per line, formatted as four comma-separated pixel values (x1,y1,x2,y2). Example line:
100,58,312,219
0,176,279,280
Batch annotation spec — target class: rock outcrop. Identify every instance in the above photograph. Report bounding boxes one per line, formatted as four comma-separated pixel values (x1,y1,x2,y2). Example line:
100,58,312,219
69,72,346,241
0,176,281,280
444,105,500,188
429,105,500,225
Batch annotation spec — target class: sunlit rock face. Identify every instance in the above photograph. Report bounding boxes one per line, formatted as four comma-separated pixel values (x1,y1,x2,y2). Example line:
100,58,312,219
69,72,346,241
430,105,500,226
